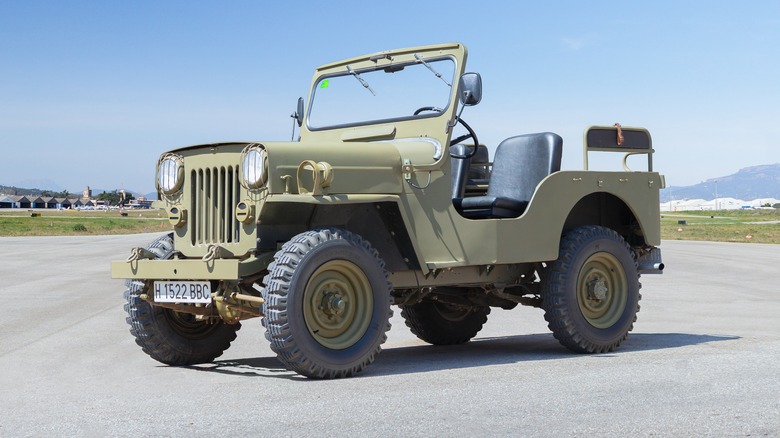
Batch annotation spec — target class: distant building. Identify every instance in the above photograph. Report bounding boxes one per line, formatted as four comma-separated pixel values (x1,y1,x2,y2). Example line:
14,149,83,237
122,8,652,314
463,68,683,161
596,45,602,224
129,196,153,208
0,195,15,208
0,190,99,210
661,197,780,212
0,185,152,210
0,195,30,208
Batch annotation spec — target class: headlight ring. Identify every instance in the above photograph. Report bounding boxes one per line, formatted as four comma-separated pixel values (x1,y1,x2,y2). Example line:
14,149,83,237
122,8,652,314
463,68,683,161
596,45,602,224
157,153,185,196
241,144,268,190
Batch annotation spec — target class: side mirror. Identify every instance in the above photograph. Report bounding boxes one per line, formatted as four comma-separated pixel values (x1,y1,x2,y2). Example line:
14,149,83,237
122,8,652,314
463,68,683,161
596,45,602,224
295,97,304,127
458,72,482,106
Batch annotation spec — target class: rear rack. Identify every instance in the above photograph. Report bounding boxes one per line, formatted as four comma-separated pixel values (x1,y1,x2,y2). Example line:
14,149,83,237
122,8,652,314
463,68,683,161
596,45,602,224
583,124,653,172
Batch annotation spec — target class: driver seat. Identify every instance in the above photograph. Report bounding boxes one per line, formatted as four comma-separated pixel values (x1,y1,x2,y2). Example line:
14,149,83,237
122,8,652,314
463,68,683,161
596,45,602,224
453,132,562,219
450,144,489,198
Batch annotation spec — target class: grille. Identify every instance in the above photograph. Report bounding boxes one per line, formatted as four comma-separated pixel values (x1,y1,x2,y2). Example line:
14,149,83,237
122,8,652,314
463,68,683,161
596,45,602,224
189,165,241,245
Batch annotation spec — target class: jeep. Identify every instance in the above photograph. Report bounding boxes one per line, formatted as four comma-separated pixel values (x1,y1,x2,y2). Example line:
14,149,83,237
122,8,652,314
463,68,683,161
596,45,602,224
112,43,664,379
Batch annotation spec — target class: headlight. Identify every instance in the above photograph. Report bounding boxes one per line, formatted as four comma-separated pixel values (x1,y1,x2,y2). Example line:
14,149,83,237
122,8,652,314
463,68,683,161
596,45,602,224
242,144,268,190
157,153,184,195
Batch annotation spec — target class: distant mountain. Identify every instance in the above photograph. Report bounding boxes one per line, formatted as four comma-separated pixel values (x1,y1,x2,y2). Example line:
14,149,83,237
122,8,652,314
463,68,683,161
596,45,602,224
3,185,32,196
13,178,64,192
662,164,780,201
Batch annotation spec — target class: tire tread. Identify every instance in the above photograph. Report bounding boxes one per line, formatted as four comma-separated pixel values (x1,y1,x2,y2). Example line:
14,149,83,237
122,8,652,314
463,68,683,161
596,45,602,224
261,228,393,379
124,233,240,365
541,225,641,354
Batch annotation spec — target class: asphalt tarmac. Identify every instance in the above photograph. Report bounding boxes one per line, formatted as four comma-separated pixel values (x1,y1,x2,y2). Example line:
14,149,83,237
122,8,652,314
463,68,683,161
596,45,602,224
0,234,778,437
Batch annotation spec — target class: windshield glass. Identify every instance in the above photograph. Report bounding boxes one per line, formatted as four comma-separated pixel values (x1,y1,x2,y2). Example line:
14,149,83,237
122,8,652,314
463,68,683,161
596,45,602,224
307,57,456,129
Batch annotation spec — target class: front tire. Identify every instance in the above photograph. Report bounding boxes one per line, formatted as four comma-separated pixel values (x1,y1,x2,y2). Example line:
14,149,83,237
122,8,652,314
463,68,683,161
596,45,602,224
262,228,393,379
401,301,490,345
541,226,640,354
124,233,240,365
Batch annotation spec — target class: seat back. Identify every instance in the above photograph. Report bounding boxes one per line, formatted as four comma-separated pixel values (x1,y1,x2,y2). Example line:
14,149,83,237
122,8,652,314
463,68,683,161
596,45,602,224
468,145,490,181
450,144,490,198
487,132,563,203
449,144,473,198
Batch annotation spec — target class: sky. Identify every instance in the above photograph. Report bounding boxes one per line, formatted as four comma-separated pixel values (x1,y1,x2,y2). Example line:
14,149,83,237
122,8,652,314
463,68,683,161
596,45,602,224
1,1,778,195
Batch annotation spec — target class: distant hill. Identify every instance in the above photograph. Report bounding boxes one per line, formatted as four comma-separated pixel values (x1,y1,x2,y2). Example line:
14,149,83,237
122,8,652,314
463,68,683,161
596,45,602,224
0,185,71,197
12,178,64,192
662,164,780,201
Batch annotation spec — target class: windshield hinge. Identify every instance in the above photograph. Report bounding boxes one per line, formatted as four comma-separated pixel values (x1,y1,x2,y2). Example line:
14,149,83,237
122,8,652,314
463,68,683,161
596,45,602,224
403,159,413,181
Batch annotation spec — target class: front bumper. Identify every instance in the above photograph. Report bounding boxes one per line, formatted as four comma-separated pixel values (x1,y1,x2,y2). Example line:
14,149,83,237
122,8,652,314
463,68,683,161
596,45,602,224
111,256,268,281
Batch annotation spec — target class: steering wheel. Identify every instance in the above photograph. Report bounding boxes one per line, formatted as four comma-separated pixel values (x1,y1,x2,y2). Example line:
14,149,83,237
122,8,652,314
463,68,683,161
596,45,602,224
448,117,479,158
413,106,442,115
413,107,479,159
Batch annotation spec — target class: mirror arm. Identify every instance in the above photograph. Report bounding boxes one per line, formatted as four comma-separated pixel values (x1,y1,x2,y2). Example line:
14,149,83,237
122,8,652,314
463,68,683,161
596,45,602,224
446,97,470,134
290,112,299,141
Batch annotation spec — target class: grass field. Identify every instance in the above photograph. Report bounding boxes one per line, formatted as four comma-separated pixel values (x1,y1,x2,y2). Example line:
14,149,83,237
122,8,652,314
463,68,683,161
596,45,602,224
0,209,171,236
661,209,780,244
1,208,778,244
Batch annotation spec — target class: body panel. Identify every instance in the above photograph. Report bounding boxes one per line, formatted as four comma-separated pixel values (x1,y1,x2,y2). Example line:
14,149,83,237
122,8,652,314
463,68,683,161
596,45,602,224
112,41,662,289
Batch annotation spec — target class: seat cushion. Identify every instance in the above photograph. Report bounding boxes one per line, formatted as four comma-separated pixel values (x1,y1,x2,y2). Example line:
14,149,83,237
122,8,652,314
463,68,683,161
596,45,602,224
453,196,529,219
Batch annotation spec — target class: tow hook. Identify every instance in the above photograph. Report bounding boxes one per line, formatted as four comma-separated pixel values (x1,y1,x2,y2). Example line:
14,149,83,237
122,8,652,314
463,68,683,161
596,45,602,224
203,244,230,262
126,247,157,263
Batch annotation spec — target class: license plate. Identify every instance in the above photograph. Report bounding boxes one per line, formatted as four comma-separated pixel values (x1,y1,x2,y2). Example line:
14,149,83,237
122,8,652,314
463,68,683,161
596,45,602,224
153,281,212,304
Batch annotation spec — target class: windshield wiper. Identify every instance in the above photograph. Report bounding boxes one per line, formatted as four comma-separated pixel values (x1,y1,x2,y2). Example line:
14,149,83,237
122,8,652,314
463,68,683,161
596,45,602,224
347,65,376,96
414,54,451,87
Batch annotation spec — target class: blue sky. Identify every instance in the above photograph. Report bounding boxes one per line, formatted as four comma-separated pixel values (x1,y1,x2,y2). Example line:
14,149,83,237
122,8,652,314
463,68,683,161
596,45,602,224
1,1,778,195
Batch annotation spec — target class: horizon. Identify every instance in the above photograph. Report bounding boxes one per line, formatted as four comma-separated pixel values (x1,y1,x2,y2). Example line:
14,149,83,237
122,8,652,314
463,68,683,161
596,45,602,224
0,185,153,198
0,182,155,198
2,2,778,193
4,162,780,201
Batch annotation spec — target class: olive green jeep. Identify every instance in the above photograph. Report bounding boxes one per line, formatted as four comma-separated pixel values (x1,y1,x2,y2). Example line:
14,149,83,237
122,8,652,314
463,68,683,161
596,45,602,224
112,43,664,379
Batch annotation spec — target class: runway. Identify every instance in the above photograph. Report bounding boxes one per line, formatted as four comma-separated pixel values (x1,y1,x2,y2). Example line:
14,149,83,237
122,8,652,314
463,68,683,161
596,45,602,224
1,235,777,436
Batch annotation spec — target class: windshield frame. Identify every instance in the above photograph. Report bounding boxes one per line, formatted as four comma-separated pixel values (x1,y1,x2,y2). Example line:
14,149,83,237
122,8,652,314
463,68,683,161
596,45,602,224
305,54,459,132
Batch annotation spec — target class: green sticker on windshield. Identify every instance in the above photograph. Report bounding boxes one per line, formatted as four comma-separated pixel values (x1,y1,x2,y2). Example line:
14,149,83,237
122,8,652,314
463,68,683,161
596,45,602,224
320,79,329,89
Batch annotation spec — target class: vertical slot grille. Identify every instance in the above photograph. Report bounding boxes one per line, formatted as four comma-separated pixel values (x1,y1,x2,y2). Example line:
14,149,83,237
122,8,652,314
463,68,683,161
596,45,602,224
190,165,241,245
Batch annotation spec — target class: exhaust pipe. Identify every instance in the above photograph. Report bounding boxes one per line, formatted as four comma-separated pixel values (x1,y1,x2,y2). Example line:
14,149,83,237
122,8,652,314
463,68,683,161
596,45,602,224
639,262,665,274
636,247,664,275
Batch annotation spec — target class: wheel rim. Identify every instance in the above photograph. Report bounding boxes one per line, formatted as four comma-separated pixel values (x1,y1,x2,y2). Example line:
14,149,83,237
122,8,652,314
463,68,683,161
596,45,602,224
303,260,373,350
162,309,221,340
433,303,474,322
576,252,628,329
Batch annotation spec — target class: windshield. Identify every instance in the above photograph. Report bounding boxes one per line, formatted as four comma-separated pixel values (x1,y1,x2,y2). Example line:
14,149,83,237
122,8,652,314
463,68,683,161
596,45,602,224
307,57,456,129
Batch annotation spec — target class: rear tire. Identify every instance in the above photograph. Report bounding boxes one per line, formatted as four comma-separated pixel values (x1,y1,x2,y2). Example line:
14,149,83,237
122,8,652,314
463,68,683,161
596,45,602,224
124,233,240,365
401,301,490,345
541,226,640,353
